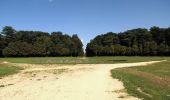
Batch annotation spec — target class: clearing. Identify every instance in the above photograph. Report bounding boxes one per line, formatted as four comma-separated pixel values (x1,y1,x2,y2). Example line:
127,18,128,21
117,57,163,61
0,60,164,100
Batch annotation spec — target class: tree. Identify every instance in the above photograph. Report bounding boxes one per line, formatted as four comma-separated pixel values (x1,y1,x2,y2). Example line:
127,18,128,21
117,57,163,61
149,41,157,56
1,26,16,44
1,25,170,57
1,26,84,57
86,27,170,56
102,32,119,46
35,36,53,56
86,41,98,56
50,32,71,56
2,41,33,57
0,34,6,56
71,34,84,56
157,43,169,56
150,26,165,45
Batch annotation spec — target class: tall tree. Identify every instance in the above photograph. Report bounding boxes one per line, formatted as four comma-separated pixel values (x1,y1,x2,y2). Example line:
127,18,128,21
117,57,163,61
1,26,16,44
150,26,165,45
2,41,33,57
1,27,84,57
71,34,84,56
0,34,6,56
86,27,170,56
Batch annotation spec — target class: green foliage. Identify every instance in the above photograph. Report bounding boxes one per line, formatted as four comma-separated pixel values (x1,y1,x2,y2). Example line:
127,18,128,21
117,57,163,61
1,26,16,43
0,64,23,77
71,34,84,56
86,27,170,56
3,41,33,57
0,35,6,56
0,26,84,57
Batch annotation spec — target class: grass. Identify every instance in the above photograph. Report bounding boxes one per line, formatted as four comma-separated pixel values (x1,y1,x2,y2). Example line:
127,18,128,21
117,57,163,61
111,60,170,100
0,64,23,77
0,56,168,64
0,56,170,98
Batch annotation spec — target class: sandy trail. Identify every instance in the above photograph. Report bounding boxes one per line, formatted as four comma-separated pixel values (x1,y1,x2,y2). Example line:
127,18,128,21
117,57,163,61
0,61,164,100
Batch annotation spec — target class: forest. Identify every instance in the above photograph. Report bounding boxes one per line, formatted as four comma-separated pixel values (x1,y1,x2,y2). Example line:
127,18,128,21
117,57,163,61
86,26,170,56
0,26,84,57
1,26,170,57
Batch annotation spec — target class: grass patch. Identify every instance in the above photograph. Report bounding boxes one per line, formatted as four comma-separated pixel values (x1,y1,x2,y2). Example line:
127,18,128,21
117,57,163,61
0,64,23,77
0,56,168,64
111,61,170,100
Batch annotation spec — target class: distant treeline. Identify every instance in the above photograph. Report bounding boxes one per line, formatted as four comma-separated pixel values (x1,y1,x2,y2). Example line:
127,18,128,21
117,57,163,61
86,26,170,56
0,26,84,57
1,26,170,57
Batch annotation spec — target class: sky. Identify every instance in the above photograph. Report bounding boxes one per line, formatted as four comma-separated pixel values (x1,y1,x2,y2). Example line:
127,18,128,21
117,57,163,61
0,0,170,49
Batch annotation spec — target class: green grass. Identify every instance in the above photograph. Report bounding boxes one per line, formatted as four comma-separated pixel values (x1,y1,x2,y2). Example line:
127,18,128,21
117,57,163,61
111,61,170,100
0,64,23,77
0,56,168,64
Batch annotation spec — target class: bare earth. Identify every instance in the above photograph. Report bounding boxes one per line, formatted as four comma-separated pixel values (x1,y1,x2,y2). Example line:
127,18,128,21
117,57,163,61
0,61,164,100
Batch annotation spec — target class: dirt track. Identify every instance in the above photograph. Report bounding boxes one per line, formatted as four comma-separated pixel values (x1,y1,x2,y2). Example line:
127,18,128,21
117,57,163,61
0,61,164,100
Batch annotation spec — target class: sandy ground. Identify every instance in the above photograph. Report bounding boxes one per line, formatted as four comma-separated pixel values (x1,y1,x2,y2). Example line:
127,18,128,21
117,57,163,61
0,61,164,100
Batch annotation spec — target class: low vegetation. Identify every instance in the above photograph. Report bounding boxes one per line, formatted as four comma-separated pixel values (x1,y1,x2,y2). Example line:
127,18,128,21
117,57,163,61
0,56,167,64
111,61,170,100
0,64,23,77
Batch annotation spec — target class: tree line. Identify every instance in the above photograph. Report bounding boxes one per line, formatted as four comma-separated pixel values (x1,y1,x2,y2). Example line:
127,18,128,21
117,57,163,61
1,26,170,57
0,26,84,57
86,26,170,56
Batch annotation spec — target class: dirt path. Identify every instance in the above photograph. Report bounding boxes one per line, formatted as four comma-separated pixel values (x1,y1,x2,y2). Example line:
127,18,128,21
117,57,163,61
0,61,164,100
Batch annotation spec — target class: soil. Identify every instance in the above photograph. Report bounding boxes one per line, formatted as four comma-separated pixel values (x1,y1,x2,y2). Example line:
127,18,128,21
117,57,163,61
0,61,164,100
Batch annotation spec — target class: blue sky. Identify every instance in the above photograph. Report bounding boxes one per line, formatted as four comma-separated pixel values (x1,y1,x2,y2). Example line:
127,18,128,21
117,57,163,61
0,0,170,49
